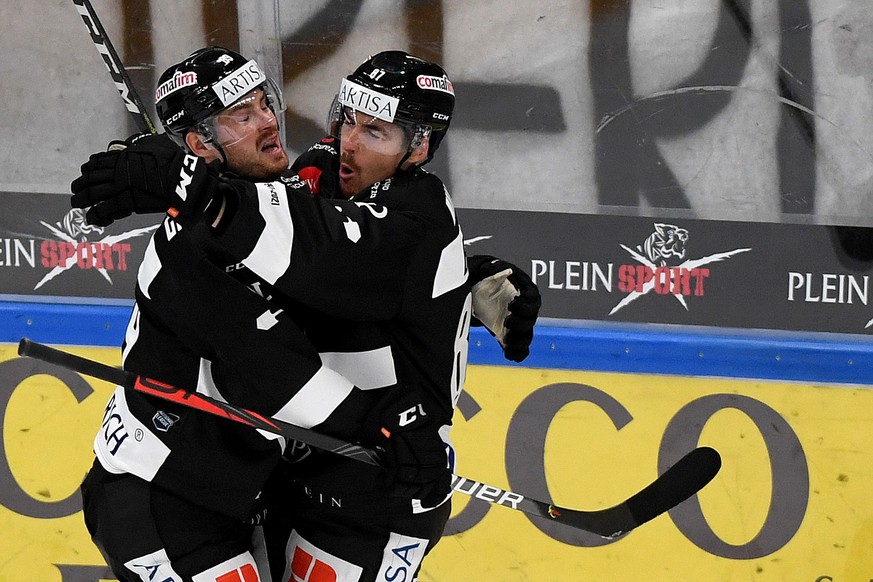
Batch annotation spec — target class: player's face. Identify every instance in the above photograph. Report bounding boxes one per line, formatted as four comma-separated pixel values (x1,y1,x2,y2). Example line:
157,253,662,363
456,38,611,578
338,108,410,197
213,88,289,181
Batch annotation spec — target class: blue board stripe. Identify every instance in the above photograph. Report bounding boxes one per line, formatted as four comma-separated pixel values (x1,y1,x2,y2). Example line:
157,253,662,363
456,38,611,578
3,301,872,385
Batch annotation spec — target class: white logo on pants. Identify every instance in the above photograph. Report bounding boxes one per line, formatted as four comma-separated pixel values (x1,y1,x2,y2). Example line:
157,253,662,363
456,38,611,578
124,548,182,581
376,533,428,582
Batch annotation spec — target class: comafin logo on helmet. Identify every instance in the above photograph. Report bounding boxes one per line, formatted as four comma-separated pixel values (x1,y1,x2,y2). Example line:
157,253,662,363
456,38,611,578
416,75,454,96
155,70,197,103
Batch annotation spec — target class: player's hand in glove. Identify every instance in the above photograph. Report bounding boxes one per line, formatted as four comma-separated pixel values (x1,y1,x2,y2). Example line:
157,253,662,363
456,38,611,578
70,132,222,227
365,389,451,507
468,254,542,362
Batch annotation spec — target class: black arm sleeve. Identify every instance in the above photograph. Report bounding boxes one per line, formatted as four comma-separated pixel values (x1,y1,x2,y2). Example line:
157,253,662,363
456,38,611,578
131,219,361,426
208,175,428,321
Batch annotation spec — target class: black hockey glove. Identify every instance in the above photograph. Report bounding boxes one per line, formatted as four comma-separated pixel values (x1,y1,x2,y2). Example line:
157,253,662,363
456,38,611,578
365,390,451,507
291,136,342,199
468,254,542,363
70,132,221,227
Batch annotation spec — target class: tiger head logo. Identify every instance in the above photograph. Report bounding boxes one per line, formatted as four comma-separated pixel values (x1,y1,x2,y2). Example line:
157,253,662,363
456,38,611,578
62,208,105,241
643,223,689,266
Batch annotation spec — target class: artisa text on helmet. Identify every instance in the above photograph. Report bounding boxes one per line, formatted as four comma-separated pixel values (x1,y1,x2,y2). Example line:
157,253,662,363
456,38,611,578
338,78,400,123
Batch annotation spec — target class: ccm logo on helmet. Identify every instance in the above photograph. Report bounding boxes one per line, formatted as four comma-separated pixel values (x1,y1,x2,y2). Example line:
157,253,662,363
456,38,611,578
416,74,454,96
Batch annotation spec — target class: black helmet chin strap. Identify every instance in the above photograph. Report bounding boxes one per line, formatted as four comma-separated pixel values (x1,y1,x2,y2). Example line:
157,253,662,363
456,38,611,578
395,150,415,173
395,125,430,172
193,121,230,171
212,142,230,171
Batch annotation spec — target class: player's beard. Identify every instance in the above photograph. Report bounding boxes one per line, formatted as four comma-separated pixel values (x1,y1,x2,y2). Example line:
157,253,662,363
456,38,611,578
226,134,289,181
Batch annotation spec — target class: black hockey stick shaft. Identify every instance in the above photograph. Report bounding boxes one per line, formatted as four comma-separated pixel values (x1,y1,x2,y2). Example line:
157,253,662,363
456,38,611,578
18,339,720,538
18,338,380,466
71,0,157,134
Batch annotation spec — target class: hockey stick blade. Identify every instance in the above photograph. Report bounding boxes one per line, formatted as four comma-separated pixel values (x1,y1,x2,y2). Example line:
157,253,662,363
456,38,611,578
17,338,381,467
453,446,720,539
18,339,720,538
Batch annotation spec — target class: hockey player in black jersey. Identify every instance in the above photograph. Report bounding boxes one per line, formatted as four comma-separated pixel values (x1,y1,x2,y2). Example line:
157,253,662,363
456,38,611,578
72,48,540,581
74,49,328,582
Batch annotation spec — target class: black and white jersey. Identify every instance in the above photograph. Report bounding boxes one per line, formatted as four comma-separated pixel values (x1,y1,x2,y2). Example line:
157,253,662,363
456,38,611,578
213,139,472,432
93,212,363,520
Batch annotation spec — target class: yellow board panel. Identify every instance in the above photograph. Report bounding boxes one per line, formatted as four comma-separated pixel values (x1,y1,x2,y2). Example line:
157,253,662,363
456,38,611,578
2,344,873,581
422,366,873,582
0,343,117,582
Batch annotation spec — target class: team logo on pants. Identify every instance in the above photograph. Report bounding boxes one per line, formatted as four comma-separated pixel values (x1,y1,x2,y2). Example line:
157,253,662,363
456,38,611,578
376,533,428,582
124,548,183,581
283,531,363,582
191,552,260,582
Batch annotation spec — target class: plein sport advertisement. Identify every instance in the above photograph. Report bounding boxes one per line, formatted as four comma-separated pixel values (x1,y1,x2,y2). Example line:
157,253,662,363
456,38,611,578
457,209,873,336
4,193,873,336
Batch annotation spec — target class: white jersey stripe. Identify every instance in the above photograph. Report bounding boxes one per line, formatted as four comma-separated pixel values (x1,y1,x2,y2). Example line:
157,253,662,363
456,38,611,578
121,303,141,367
432,230,467,298
243,182,294,285
319,346,397,390
137,235,162,299
273,365,355,428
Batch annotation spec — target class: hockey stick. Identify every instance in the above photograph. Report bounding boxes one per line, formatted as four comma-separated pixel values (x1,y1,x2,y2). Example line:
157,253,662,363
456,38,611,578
18,338,720,538
17,338,381,466
71,0,158,134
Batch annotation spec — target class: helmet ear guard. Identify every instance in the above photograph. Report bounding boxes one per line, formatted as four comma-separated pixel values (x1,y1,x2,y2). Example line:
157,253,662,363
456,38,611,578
407,125,431,151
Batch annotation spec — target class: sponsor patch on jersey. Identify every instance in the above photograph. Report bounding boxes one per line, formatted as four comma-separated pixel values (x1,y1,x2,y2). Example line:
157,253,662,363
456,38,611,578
155,70,198,103
337,78,398,122
416,74,454,95
213,60,266,107
296,166,323,194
